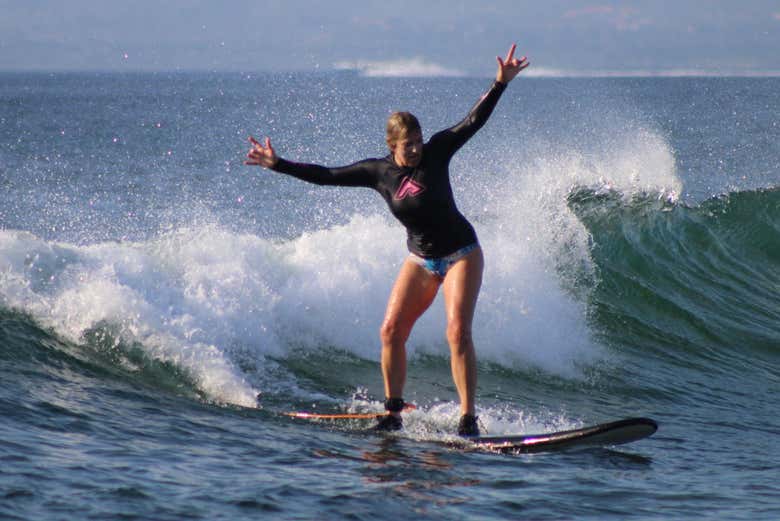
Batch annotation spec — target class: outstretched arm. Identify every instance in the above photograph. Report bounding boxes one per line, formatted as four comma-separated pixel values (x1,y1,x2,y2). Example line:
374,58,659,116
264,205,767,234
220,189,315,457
431,43,529,154
244,135,376,188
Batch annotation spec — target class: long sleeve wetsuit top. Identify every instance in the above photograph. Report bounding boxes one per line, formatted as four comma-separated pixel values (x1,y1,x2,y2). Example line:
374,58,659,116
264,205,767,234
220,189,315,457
272,80,506,258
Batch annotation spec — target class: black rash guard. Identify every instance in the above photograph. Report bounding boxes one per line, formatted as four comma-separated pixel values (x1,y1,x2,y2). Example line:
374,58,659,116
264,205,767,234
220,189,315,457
272,80,506,258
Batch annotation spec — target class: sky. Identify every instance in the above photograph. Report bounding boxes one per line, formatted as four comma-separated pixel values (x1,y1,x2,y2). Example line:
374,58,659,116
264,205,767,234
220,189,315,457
1,0,779,76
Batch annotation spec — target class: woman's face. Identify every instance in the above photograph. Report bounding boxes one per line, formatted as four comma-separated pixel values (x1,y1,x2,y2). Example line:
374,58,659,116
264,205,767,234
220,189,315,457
391,131,423,168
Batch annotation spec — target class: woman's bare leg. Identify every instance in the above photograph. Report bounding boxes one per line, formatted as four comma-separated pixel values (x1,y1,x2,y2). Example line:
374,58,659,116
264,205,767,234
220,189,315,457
379,258,440,410
441,247,484,416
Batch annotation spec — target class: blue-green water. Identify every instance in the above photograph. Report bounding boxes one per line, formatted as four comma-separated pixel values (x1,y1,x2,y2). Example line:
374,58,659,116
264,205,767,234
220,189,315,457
1,73,779,520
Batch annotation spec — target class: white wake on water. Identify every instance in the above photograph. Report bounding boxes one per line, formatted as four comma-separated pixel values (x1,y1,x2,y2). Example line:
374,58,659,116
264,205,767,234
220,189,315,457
342,393,581,439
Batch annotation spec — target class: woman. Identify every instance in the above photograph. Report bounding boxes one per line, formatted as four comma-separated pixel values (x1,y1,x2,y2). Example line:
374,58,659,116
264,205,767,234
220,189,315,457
246,44,529,436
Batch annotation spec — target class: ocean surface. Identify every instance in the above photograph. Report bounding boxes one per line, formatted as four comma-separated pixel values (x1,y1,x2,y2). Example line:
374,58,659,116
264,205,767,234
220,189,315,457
1,71,778,520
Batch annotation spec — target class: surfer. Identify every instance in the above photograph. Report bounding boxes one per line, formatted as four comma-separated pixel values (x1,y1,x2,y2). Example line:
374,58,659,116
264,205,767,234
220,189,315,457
246,44,529,436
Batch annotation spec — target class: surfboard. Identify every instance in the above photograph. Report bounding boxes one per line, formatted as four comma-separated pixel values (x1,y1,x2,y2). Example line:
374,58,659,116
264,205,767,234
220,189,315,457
285,406,657,453
455,417,658,453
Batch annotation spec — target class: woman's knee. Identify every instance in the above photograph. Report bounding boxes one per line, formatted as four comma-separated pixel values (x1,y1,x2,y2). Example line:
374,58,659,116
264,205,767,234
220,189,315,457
380,319,411,347
446,321,473,350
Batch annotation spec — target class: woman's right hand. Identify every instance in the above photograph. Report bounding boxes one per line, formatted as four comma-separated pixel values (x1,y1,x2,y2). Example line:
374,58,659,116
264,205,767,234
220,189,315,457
245,136,278,168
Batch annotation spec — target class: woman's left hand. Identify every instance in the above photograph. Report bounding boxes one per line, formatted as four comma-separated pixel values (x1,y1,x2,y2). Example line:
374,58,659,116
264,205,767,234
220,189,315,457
496,43,529,84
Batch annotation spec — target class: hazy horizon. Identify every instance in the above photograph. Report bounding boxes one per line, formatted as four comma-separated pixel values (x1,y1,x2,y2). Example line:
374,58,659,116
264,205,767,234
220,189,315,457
2,1,779,77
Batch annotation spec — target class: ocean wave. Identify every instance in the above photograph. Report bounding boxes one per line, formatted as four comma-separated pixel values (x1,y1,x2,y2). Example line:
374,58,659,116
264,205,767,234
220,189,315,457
571,186,780,361
0,110,691,406
0,200,600,407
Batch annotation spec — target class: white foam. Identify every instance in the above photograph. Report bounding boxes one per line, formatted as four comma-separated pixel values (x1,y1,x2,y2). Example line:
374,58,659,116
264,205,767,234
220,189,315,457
344,395,579,440
0,219,405,406
0,229,265,407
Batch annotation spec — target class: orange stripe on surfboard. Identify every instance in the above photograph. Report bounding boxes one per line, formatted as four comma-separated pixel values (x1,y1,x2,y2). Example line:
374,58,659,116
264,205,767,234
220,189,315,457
285,403,416,420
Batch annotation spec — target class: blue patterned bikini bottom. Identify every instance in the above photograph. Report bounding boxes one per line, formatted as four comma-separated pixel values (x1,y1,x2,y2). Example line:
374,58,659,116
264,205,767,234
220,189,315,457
409,243,479,278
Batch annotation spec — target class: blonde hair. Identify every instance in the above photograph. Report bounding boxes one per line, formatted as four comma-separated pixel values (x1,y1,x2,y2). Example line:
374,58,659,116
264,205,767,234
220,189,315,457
385,111,421,148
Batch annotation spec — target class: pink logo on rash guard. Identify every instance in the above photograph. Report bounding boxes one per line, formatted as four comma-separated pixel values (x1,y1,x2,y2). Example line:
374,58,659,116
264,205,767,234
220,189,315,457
394,177,425,200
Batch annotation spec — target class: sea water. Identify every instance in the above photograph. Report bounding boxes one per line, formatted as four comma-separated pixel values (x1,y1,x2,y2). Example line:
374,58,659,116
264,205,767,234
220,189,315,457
0,72,778,520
